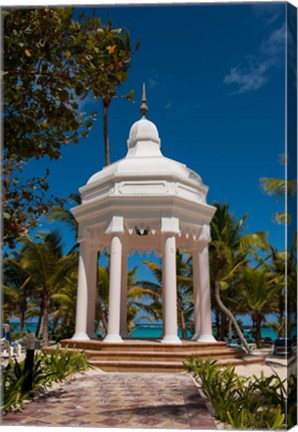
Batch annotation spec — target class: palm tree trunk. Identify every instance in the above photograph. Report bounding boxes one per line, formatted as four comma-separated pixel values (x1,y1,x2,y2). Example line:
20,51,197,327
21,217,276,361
219,312,228,340
228,318,233,339
42,297,50,347
103,98,111,166
215,279,251,353
38,316,44,338
52,316,60,335
20,301,26,331
278,293,285,327
36,301,44,337
255,316,262,349
215,309,220,339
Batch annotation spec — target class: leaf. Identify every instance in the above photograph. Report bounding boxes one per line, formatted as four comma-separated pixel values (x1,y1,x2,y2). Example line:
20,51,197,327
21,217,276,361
24,49,31,57
107,45,117,55
58,89,69,102
126,89,135,101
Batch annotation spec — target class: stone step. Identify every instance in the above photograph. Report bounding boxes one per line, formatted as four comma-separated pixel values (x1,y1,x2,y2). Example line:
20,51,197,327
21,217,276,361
90,356,265,373
86,348,245,362
60,339,228,352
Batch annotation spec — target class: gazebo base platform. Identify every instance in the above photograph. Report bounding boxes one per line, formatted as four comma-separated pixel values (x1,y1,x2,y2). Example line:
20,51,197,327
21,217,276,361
56,339,264,373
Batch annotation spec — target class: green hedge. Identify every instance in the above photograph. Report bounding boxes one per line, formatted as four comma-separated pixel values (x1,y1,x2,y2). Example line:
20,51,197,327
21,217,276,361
184,357,291,429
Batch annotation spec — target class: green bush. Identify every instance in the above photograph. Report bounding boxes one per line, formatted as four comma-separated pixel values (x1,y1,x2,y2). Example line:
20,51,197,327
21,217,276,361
2,346,93,414
184,357,287,429
37,345,93,383
1,358,30,413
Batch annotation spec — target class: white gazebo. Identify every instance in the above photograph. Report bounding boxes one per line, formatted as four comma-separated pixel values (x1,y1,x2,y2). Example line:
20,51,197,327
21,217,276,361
71,85,217,344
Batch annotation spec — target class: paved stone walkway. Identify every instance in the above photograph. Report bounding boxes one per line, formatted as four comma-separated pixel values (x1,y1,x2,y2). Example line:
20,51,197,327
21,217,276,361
3,372,216,429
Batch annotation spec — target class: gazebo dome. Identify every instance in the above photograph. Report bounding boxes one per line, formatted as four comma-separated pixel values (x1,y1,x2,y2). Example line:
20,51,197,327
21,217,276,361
86,106,204,202
87,116,202,187
128,117,160,148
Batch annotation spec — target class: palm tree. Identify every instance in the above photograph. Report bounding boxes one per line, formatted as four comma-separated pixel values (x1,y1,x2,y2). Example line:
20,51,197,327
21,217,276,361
210,202,269,351
237,267,279,348
96,262,148,337
97,264,110,336
20,230,77,346
260,154,296,224
3,252,33,330
51,268,78,339
47,193,80,254
135,252,194,339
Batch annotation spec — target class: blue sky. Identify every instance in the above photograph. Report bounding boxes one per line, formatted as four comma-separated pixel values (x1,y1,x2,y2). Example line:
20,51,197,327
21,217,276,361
22,3,289,271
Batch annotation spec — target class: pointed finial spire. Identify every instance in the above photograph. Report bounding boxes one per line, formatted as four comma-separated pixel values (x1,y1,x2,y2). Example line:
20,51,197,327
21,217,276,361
139,83,149,118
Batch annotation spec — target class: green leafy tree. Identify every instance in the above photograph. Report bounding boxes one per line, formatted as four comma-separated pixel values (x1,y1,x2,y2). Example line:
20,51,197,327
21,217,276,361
3,253,34,329
20,231,77,346
51,270,78,339
3,7,137,246
135,252,194,338
97,263,144,337
260,155,296,224
48,193,81,254
210,202,269,351
238,267,279,348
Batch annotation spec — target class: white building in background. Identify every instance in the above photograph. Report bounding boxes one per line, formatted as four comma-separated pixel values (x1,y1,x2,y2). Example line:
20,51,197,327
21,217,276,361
71,85,217,344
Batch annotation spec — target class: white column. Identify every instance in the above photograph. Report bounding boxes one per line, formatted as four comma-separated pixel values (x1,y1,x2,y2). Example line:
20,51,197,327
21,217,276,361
103,235,123,343
196,243,216,343
72,240,91,340
120,249,128,338
161,235,181,344
87,249,98,339
162,253,166,338
191,248,201,340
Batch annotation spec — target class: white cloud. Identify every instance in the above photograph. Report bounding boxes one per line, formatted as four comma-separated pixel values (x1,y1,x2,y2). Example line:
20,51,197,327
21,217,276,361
260,23,285,56
223,24,285,94
251,4,282,27
165,101,173,109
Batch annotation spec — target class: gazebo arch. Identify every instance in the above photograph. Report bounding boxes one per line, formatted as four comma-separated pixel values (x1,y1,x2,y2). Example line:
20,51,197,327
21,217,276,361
71,85,217,344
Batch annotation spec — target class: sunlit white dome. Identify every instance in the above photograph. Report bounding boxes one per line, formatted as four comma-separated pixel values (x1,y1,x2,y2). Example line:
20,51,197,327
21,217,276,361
86,83,207,204
128,117,160,148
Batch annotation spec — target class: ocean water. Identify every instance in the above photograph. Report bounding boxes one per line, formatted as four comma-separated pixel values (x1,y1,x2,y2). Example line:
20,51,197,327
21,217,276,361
9,322,295,341
130,325,279,340
9,322,54,334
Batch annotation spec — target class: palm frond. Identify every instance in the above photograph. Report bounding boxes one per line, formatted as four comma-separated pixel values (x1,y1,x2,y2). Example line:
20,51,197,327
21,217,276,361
260,177,286,198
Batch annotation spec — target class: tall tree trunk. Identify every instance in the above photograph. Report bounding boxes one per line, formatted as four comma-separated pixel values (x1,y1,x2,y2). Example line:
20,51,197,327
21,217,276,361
52,316,60,335
36,300,44,337
254,315,262,349
215,279,251,353
228,318,233,339
215,309,220,339
20,300,27,331
278,292,285,327
42,296,50,347
103,98,111,166
219,311,228,340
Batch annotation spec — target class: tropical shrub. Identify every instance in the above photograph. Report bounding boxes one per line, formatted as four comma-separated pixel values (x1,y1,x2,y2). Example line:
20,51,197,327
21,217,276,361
2,346,93,413
2,359,29,413
38,346,93,382
185,357,287,429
